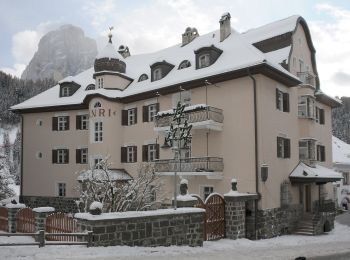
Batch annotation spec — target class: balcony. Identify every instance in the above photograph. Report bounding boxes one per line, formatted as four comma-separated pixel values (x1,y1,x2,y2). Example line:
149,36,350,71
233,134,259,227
297,72,316,87
154,105,224,132
154,157,224,179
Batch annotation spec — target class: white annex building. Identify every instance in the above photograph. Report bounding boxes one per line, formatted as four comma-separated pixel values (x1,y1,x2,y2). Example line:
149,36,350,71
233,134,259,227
11,13,342,237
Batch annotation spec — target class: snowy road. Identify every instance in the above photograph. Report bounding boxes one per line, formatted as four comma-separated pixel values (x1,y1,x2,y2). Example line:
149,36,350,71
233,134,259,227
1,218,350,260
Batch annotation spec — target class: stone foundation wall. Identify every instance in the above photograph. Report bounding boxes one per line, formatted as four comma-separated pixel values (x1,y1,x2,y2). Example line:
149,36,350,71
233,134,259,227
21,196,78,213
225,199,246,239
76,209,205,247
255,204,303,239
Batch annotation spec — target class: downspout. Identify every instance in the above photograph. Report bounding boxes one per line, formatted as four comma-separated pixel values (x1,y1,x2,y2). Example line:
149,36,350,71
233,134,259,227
19,114,24,203
247,68,259,240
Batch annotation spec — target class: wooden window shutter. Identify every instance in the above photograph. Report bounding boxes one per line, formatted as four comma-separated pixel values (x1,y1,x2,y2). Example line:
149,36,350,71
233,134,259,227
76,149,81,164
65,149,69,163
283,93,290,112
142,145,148,162
121,147,127,162
277,137,282,158
143,106,149,122
284,138,290,158
320,109,325,125
52,117,58,131
66,116,70,130
76,115,81,130
156,144,160,159
52,150,57,164
121,110,128,126
276,89,280,109
134,108,137,124
133,146,137,162
321,146,326,162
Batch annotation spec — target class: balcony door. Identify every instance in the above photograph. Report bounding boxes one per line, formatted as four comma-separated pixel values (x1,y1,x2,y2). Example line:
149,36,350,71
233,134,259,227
304,185,312,212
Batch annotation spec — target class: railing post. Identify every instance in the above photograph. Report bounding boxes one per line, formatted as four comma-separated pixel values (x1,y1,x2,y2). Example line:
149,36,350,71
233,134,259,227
38,230,45,247
87,231,93,247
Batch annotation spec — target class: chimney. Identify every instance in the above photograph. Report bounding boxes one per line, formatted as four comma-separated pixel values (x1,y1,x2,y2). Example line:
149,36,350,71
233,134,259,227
219,12,231,42
118,45,130,58
182,27,199,46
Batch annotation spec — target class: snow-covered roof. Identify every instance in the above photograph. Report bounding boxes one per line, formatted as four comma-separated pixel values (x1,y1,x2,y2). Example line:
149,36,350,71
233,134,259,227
289,162,342,183
333,136,350,166
77,169,132,182
96,42,124,60
11,17,302,111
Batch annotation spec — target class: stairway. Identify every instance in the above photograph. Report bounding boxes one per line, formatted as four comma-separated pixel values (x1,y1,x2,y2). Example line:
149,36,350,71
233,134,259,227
294,214,320,235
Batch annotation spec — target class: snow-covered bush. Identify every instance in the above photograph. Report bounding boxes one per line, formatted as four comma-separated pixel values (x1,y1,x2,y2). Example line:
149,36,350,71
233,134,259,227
76,157,163,213
0,154,15,200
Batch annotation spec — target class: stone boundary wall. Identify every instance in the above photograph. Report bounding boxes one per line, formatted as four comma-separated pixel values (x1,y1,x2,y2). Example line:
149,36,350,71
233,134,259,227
75,208,205,247
21,196,78,213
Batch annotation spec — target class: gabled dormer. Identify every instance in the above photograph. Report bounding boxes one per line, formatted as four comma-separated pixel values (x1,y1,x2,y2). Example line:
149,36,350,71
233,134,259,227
59,78,80,97
150,60,175,82
194,45,223,69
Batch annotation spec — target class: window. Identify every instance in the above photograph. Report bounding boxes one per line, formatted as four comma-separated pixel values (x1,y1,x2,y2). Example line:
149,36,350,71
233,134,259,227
202,186,214,200
172,91,191,107
315,107,325,125
143,103,159,122
52,116,69,131
57,183,66,197
317,145,326,162
76,114,89,130
299,139,316,161
142,144,160,162
122,108,138,126
198,54,210,68
277,137,291,158
85,84,95,91
97,78,104,88
343,172,349,185
94,121,103,142
153,68,162,81
76,148,88,164
138,74,148,82
276,89,289,112
178,60,191,70
36,119,43,126
61,86,70,97
298,96,315,118
94,158,102,169
121,146,137,163
52,149,69,164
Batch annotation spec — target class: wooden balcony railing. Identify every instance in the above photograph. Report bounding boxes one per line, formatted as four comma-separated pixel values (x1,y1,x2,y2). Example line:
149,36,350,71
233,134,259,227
155,105,224,128
154,157,224,173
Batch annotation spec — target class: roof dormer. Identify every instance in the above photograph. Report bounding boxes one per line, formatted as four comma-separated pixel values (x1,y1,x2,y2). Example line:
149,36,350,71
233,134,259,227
150,60,175,82
194,45,223,69
58,77,81,97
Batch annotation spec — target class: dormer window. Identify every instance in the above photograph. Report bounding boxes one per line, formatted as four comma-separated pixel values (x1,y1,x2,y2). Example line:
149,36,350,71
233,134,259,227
178,60,191,70
153,68,162,81
198,54,210,68
94,101,102,108
138,74,149,82
86,84,95,91
97,78,104,89
150,60,175,82
62,86,70,97
194,45,223,70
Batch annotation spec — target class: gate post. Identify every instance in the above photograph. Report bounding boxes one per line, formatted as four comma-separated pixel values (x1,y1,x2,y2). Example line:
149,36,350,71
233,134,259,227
224,179,258,240
173,179,197,208
33,207,55,241
6,203,26,233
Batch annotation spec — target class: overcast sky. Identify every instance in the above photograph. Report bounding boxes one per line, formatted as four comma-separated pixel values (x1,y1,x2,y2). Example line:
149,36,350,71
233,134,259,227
0,0,350,97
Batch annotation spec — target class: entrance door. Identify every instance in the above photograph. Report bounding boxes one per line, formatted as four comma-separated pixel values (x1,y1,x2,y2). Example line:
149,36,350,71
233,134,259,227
305,185,312,212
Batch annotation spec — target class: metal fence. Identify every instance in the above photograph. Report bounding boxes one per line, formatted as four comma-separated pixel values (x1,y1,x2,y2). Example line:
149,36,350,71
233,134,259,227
154,157,224,173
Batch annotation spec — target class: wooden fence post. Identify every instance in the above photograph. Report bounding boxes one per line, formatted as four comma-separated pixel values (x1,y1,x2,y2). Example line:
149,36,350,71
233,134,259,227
87,231,93,247
38,230,45,248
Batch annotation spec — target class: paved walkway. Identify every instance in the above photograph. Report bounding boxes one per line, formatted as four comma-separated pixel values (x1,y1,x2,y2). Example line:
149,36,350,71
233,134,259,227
336,211,350,226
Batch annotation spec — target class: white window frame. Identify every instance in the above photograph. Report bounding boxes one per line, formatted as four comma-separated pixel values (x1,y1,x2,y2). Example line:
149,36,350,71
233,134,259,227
277,89,284,111
153,68,162,81
57,183,66,197
199,53,210,68
299,139,316,161
172,91,191,107
201,186,214,200
94,121,103,142
148,144,157,162
148,104,157,122
127,146,135,163
58,116,68,131
81,148,88,164
343,172,349,185
81,115,89,130
97,78,104,88
62,86,70,97
94,158,103,169
298,96,315,119
128,108,136,125
57,149,68,164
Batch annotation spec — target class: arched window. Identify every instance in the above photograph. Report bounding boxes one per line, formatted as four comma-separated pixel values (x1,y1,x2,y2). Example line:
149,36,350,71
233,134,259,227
94,101,102,108
62,86,70,97
178,60,191,70
198,54,210,68
85,84,96,91
138,74,148,82
153,68,162,81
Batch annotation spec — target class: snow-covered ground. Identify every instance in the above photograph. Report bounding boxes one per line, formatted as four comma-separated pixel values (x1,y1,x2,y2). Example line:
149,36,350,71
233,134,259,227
1,220,350,260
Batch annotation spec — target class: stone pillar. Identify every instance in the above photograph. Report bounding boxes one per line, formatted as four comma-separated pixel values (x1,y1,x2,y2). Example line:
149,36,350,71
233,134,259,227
33,207,55,232
6,203,26,233
173,179,197,208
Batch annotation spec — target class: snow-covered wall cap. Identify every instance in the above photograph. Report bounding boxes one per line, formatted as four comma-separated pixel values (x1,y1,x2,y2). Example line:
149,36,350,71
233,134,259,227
180,179,188,185
58,76,75,84
6,203,26,209
33,207,55,213
96,42,124,60
231,178,237,183
224,191,257,197
176,194,197,202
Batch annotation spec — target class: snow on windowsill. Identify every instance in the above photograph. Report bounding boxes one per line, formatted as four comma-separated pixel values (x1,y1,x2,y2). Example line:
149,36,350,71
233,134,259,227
75,208,205,221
